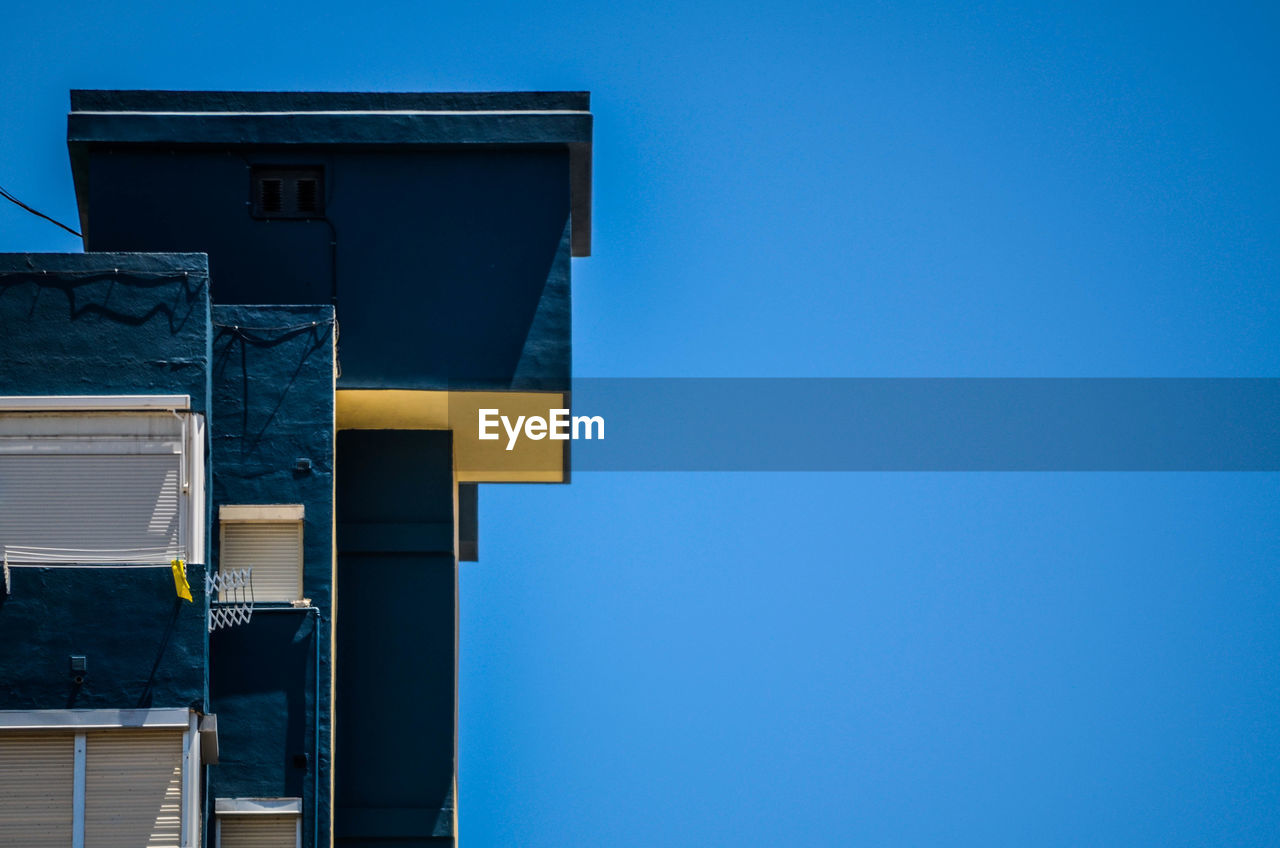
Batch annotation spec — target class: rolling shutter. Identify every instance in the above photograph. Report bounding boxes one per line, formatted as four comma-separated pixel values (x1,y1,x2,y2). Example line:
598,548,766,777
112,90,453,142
84,729,183,848
218,814,300,848
0,732,73,848
0,412,190,564
0,454,182,561
221,521,303,602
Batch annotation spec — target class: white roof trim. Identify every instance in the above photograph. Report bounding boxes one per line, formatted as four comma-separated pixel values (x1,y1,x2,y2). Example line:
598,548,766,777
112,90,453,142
219,504,305,522
215,798,303,815
0,395,191,411
75,109,587,117
0,708,192,729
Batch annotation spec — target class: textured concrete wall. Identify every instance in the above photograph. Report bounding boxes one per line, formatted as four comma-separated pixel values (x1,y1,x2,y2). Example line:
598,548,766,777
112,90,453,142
0,253,211,411
0,252,213,712
207,304,334,848
0,564,207,711
82,149,572,391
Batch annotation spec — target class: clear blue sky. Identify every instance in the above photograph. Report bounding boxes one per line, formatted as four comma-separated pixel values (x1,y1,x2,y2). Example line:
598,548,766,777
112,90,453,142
3,1,1279,845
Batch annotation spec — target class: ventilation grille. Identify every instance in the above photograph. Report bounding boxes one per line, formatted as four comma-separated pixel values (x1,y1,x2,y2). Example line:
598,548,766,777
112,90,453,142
251,167,325,219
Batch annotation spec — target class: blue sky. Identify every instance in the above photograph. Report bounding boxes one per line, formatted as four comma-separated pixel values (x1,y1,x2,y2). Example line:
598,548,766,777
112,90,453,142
3,1,1279,845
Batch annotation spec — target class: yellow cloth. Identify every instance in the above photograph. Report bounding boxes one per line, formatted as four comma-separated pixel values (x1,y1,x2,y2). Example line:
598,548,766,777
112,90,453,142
171,559,193,603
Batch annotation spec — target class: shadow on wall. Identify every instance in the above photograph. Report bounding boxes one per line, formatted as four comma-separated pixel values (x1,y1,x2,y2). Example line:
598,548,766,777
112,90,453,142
0,566,206,712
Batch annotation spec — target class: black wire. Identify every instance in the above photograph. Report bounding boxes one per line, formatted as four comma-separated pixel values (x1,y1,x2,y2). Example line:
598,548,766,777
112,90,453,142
1,269,195,280
212,319,335,333
0,183,82,237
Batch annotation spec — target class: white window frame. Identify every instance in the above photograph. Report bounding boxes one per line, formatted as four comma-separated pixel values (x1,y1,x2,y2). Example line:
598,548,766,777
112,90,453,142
0,708,202,848
0,395,194,412
214,798,301,848
218,505,304,604
0,395,205,566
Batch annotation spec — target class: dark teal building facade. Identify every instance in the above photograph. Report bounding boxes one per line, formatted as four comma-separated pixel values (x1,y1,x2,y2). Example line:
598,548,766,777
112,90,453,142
0,89,592,848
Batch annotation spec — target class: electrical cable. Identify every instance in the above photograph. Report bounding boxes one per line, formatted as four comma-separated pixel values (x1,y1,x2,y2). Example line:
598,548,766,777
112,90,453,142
0,183,82,237
212,319,334,334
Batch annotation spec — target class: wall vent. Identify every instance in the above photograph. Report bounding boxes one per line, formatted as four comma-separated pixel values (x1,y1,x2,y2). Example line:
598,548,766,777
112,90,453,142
251,166,325,219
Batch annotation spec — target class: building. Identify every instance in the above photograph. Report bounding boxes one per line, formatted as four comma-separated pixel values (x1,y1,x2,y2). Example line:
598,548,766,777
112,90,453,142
0,89,592,848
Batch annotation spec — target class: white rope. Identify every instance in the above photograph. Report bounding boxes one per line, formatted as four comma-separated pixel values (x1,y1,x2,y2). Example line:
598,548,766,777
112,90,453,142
2,545,179,565
3,562,174,568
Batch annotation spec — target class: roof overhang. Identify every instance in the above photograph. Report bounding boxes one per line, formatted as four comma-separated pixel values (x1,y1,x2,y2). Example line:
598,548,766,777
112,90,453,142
67,89,593,256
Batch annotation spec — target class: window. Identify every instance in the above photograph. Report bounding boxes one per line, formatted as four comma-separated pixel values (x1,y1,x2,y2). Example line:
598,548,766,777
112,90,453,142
219,505,304,603
0,710,200,848
0,397,205,566
215,798,300,848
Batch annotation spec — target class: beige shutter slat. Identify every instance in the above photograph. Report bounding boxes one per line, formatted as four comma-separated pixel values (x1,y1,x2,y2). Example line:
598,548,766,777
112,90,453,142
0,453,182,561
85,729,183,848
219,814,299,848
221,521,302,602
0,732,73,848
